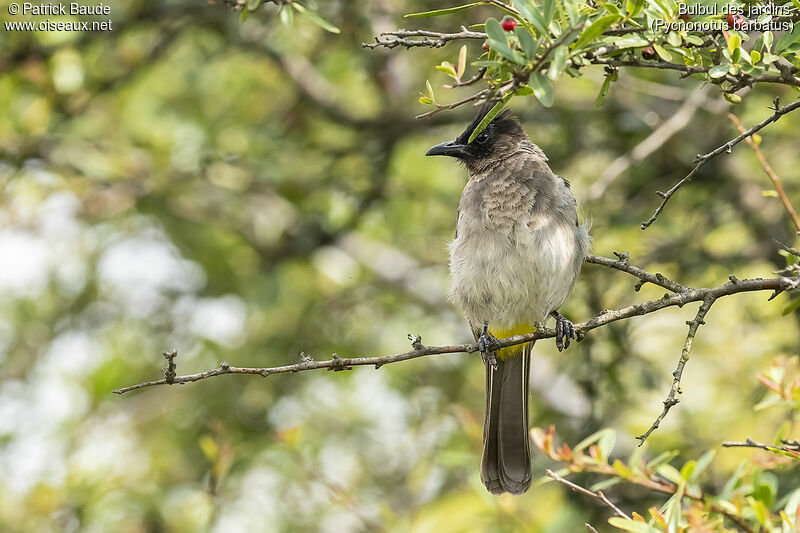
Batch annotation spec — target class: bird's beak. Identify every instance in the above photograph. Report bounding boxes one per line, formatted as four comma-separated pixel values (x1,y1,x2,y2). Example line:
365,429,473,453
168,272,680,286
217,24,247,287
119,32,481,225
425,140,468,158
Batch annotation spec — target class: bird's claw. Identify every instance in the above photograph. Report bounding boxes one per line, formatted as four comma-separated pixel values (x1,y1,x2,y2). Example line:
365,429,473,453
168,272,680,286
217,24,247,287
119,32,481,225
478,322,499,369
553,312,575,352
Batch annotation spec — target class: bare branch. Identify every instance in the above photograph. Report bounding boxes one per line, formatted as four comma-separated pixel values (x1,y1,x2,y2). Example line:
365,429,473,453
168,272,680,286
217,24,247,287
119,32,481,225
362,27,486,49
722,437,800,459
636,295,716,444
546,469,631,519
114,254,797,396
586,252,689,293
641,98,800,230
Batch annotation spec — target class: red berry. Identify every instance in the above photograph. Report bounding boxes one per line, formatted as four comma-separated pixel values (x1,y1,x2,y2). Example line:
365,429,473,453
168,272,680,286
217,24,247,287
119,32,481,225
641,46,656,60
482,41,491,52
727,13,744,30
501,17,517,31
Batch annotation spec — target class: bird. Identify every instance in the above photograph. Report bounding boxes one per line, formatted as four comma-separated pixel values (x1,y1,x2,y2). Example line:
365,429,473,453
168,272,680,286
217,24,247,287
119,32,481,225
426,105,590,495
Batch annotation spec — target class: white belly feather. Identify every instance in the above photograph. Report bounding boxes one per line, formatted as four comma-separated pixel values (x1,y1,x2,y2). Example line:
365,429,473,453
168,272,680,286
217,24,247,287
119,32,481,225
449,218,588,329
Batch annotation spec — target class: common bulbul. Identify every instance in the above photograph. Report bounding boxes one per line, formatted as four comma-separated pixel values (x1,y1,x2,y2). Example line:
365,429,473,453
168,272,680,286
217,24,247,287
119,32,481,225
426,106,590,494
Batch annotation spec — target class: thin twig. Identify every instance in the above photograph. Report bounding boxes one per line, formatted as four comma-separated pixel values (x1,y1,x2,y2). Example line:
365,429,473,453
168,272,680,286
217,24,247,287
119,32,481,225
546,469,631,519
728,112,800,233
641,98,800,230
586,252,689,293
722,437,800,457
636,295,716,445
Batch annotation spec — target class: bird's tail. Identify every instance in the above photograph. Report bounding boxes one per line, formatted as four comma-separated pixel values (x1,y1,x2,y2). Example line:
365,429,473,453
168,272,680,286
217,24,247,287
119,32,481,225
481,336,532,495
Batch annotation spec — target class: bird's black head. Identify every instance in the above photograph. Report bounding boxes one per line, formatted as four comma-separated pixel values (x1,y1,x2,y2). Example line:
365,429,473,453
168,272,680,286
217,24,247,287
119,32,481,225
425,104,526,163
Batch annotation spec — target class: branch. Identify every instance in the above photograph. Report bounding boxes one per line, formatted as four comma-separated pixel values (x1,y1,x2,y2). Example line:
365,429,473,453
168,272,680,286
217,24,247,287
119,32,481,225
728,112,800,233
636,294,716,445
114,254,798,398
546,469,630,519
362,27,486,49
722,437,800,459
641,98,800,230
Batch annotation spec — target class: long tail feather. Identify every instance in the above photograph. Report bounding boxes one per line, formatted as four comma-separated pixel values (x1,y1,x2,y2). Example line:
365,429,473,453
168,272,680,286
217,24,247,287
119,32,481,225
481,342,532,494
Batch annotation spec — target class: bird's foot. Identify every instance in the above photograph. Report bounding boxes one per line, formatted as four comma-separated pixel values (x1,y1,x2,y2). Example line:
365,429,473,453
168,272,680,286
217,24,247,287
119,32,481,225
551,311,575,352
478,322,499,369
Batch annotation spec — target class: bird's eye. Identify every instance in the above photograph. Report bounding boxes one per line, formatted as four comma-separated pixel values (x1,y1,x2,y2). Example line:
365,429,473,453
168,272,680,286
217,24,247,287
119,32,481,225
475,131,489,144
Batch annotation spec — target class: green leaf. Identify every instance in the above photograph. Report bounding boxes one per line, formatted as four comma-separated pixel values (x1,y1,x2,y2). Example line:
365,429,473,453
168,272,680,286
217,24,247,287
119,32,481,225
613,35,650,48
418,96,433,105
280,5,294,26
405,2,485,18
657,463,683,485
626,0,644,17
515,27,538,59
575,428,615,452
608,517,658,532
783,295,800,315
763,30,774,51
468,94,512,142
594,76,611,109
457,45,467,78
680,460,696,480
685,34,703,46
435,62,458,79
653,43,672,61
667,30,681,47
542,0,556,27
514,0,548,36
775,23,800,53
598,429,617,459
709,64,729,78
547,46,568,80
750,50,761,64
530,72,554,107
574,15,620,50
292,3,340,33
591,476,622,491
247,0,264,10
471,60,504,67
728,33,742,53
515,85,534,96
689,450,715,482
724,92,742,104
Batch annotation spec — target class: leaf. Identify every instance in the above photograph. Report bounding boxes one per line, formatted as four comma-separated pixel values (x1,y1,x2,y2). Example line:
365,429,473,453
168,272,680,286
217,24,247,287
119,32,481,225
418,96,433,104
689,450,715,482
574,15,620,50
591,476,623,491
656,463,683,485
542,0,556,27
457,45,467,78
425,79,435,101
599,428,617,459
468,93,512,143
547,46,568,80
405,2,485,17
653,43,672,61
608,517,659,532
775,23,800,53
515,85,534,96
728,33,742,54
667,31,681,47
783,295,800,315
763,30,774,51
530,72,554,107
575,428,615,452
709,64,730,78
436,62,458,79
515,27,538,59
514,0,548,36
292,3,340,34
471,60,504,67
680,459,696,480
280,5,294,26
613,35,650,48
685,34,704,46
626,0,645,17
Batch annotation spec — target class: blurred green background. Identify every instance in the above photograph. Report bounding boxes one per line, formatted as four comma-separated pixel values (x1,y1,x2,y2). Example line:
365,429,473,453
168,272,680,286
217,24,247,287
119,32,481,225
1,1,799,531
